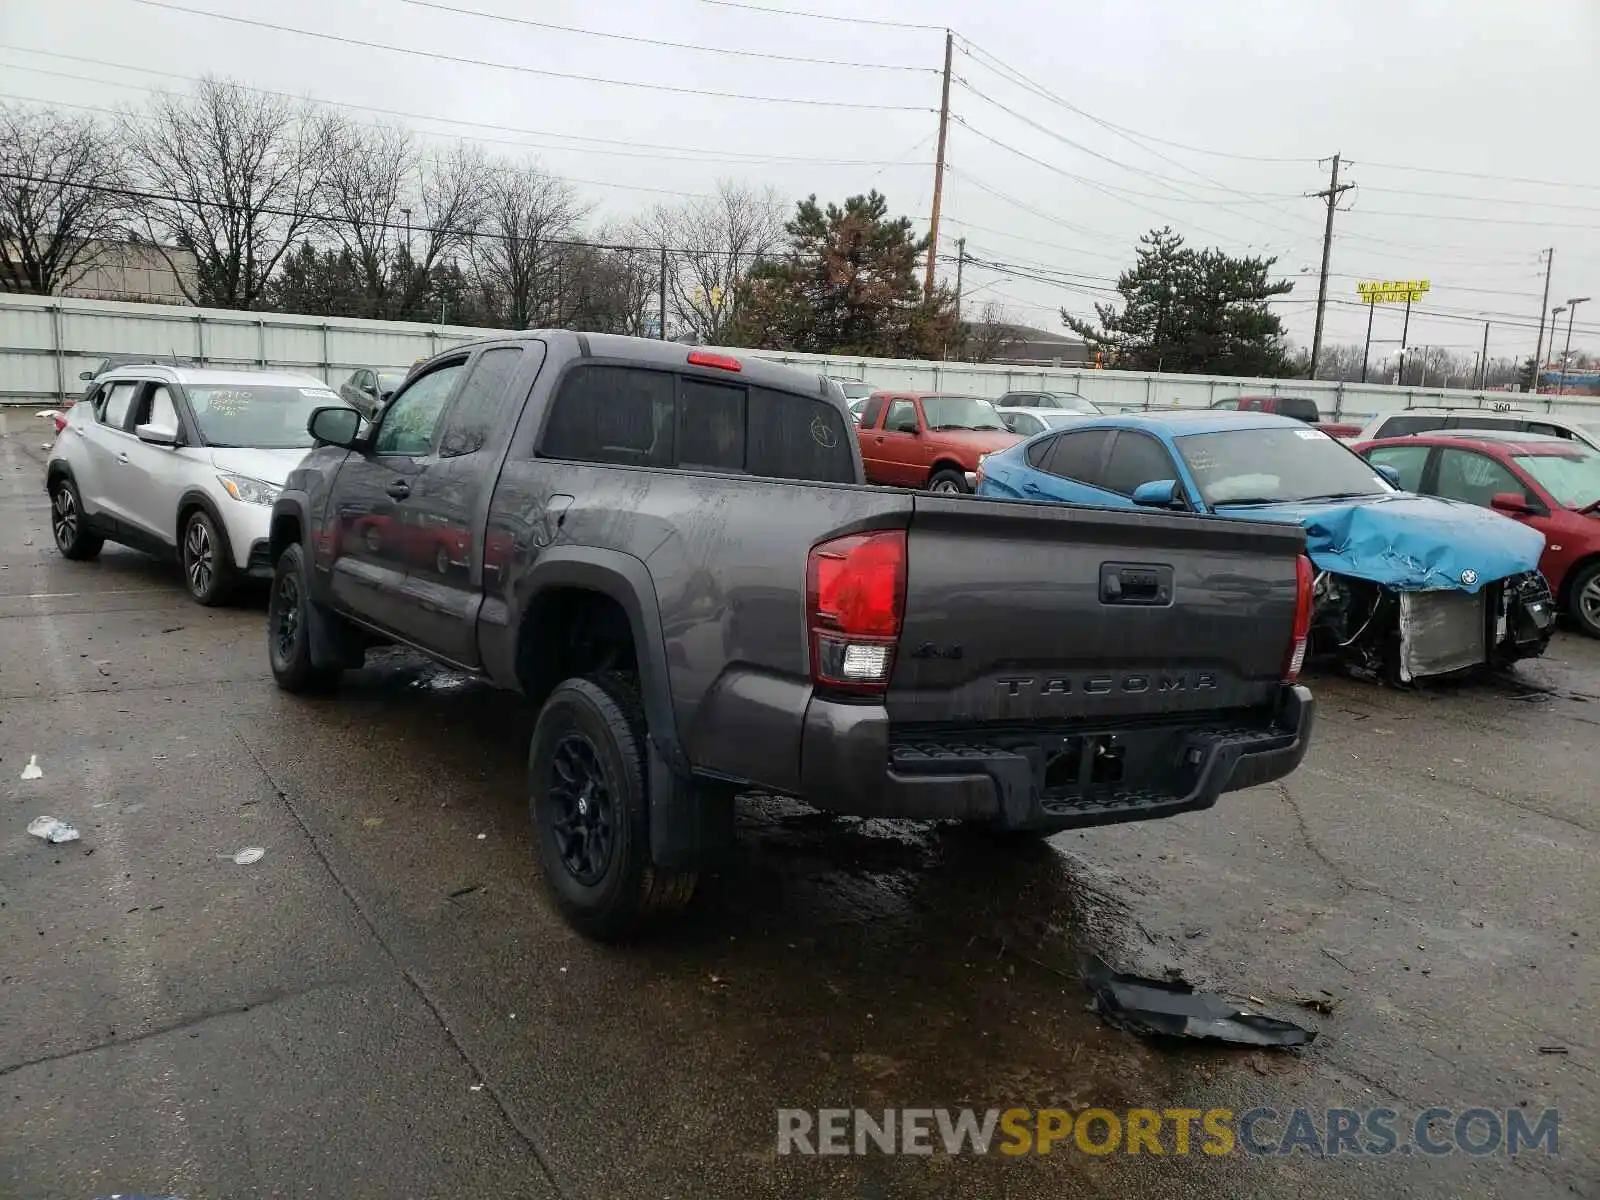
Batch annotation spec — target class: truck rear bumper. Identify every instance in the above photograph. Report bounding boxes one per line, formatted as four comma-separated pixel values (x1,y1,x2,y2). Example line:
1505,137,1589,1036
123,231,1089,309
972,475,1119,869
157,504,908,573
798,685,1314,832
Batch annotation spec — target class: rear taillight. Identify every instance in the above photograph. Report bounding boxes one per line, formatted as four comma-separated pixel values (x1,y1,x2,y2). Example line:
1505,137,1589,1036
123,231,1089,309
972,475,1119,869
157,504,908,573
53,413,67,434
1285,554,1315,682
807,530,906,694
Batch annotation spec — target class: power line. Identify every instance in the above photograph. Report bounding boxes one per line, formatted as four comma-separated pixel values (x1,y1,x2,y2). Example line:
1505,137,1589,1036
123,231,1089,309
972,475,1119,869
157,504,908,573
1346,207,1600,232
951,77,1313,222
0,58,932,169
0,92,719,198
936,213,1134,264
1351,159,1600,194
396,0,935,72
121,0,934,111
1358,185,1600,215
0,169,737,249
950,116,1271,250
954,35,1317,166
694,0,947,32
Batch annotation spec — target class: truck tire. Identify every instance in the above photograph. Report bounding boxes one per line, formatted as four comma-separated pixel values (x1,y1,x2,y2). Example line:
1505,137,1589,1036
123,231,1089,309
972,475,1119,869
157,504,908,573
529,671,698,940
928,467,970,494
49,476,104,560
267,543,344,693
1567,561,1600,639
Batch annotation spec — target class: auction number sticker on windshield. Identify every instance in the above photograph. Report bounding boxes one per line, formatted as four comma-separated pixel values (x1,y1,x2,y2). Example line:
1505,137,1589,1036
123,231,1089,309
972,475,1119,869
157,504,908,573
1294,429,1324,439
205,389,254,416
300,388,338,399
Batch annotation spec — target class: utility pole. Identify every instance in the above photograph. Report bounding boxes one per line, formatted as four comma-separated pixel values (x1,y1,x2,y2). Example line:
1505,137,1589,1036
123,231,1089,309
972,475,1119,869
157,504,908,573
1532,247,1554,391
1397,292,1413,384
953,238,966,322
1479,321,1490,390
1359,297,1375,383
923,30,953,301
658,246,668,340
1307,152,1353,379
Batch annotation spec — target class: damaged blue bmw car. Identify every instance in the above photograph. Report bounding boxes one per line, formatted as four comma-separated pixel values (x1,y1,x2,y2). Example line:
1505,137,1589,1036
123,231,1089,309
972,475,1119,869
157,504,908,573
974,410,1558,683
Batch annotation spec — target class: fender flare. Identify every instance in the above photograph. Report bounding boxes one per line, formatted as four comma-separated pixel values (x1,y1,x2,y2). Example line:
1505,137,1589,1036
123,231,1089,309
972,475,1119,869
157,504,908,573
515,548,721,871
269,491,315,559
513,546,683,772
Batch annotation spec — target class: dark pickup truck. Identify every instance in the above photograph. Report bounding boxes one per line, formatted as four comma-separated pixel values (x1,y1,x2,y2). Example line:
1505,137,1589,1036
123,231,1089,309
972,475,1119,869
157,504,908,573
267,332,1316,938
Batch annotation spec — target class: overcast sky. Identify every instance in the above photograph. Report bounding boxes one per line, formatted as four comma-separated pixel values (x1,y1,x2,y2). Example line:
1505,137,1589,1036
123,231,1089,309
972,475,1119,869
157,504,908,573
4,0,1599,365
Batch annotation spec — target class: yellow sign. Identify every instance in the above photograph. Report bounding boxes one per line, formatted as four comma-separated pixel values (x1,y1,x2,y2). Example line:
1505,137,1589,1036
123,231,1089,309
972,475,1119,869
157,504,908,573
1358,279,1430,304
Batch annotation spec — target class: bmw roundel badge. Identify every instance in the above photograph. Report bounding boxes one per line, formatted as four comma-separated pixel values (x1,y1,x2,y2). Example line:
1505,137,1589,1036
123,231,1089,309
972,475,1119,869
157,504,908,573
1460,568,1479,586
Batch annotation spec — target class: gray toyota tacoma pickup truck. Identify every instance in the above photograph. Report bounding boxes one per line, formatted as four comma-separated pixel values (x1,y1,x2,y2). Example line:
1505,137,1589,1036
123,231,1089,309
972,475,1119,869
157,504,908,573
266,332,1316,938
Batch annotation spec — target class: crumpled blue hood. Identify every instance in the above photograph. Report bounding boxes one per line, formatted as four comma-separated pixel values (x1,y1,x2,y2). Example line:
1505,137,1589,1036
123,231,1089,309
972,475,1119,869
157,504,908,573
1213,493,1546,592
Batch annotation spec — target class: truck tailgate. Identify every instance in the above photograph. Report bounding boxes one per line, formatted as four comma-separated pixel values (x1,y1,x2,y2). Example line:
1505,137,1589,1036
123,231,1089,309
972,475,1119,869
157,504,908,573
888,495,1307,724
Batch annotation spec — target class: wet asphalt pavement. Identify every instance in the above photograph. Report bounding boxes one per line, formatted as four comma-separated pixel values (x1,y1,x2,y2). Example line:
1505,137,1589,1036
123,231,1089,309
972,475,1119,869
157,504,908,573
0,408,1594,1199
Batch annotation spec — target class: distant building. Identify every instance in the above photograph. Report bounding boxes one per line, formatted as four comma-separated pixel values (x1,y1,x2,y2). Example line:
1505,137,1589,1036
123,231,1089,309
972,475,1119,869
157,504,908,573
61,240,197,305
976,323,1091,367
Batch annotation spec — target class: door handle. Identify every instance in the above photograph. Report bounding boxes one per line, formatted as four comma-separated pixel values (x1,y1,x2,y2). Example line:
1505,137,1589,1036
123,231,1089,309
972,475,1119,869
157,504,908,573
117,452,130,464
386,480,411,500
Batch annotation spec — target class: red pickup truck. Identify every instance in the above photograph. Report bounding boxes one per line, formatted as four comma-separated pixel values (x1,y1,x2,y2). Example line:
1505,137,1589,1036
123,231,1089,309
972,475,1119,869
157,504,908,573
1211,395,1363,440
856,392,1023,493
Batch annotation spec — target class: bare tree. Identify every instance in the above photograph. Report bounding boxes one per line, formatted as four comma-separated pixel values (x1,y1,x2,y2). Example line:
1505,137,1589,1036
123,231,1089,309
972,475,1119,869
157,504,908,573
632,181,784,343
964,302,1027,362
122,77,337,308
0,103,130,295
469,161,588,328
323,122,488,319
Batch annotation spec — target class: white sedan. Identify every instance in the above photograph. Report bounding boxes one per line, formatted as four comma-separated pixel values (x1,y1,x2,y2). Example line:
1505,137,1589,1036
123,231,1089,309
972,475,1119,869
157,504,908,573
995,406,1099,437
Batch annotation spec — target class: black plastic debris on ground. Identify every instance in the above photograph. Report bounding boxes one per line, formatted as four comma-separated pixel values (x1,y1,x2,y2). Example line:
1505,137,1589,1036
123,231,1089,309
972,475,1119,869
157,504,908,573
1085,957,1317,1048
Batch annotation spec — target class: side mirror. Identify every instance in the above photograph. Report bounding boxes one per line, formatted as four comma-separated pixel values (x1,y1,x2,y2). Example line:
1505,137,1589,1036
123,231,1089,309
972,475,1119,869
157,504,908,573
308,405,365,449
1375,464,1401,486
135,423,179,447
1132,479,1183,508
1490,492,1535,516
78,370,94,381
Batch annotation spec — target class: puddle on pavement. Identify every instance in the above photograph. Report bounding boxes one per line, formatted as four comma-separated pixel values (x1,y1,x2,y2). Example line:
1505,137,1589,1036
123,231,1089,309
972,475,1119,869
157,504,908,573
319,650,1311,1114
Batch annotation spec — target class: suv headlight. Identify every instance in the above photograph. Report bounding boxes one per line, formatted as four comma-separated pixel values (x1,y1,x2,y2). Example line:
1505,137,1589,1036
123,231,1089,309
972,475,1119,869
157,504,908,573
218,474,281,505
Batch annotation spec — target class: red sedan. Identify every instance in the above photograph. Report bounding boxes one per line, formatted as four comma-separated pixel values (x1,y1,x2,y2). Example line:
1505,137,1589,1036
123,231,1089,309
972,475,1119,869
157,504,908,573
1354,430,1600,637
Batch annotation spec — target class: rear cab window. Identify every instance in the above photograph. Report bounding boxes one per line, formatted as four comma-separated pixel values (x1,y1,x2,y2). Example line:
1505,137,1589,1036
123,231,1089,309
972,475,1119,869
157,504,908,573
1276,397,1320,422
539,364,856,483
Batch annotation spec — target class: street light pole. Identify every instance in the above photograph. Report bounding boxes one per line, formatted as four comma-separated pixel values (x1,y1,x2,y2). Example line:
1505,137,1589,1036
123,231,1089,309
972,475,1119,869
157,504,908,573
1559,297,1590,396
1550,305,1567,393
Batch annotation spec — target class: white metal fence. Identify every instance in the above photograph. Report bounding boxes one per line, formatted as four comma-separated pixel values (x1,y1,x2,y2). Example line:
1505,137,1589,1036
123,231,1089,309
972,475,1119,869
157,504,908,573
5,291,1598,425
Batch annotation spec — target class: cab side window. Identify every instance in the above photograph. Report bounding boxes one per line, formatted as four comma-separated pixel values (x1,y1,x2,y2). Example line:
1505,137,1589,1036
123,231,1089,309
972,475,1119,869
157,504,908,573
885,400,919,434
436,347,525,459
374,360,467,456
